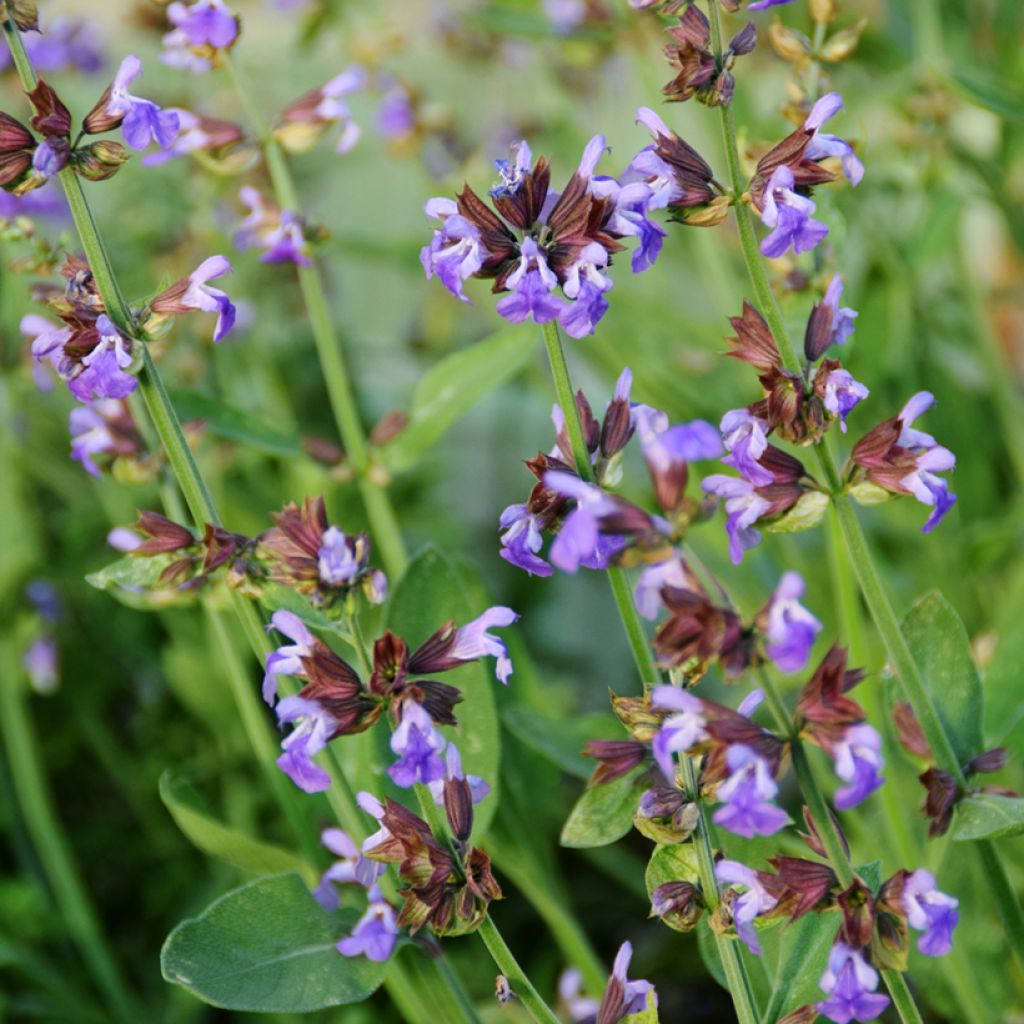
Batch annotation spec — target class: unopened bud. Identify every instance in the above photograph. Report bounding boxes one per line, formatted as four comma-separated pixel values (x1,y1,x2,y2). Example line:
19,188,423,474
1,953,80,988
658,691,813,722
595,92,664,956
651,881,704,932
820,19,868,63
762,490,829,534
72,141,130,182
809,0,838,23
769,20,811,63
682,195,732,227
2,0,38,29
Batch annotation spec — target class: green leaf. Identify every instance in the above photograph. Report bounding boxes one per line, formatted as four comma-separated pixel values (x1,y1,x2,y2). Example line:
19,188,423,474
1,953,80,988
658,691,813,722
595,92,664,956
259,582,354,642
952,793,1024,841
644,843,700,894
560,768,646,849
385,545,501,837
857,860,882,893
169,389,303,458
983,567,1024,747
501,707,621,780
161,873,388,1012
380,328,539,473
952,70,1024,125
760,912,839,1022
622,988,660,1023
85,554,200,610
901,591,984,765
159,773,316,883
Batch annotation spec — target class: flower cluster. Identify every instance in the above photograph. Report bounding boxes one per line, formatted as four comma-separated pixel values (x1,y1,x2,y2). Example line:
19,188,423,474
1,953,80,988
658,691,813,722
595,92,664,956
234,186,312,265
162,0,240,74
421,135,667,337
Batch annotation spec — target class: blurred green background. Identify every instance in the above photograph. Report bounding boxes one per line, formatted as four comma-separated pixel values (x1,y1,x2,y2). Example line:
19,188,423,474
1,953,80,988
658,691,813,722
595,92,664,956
2,0,1023,1020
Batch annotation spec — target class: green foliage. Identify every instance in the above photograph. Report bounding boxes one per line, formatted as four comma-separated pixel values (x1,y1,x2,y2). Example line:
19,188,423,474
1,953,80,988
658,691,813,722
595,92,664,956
560,768,646,849
85,554,200,610
952,793,1024,841
161,873,389,1012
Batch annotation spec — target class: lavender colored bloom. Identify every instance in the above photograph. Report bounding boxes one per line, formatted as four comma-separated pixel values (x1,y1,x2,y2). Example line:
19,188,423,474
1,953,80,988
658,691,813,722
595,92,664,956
276,694,335,792
560,242,612,339
108,527,144,552
450,606,519,684
357,792,393,856
15,18,104,75
816,944,890,1024
0,182,68,224
69,315,136,402
428,744,491,806
607,942,657,1019
106,56,179,150
902,869,959,957
896,392,958,533
635,556,689,619
713,744,789,838
759,165,829,258
31,140,66,179
235,187,313,266
804,93,864,186
263,211,313,265
822,276,858,346
490,140,532,199
833,723,885,809
764,571,822,673
23,636,59,694
318,526,360,587
701,474,771,565
69,402,116,477
824,369,869,432
602,176,666,274
420,199,484,304
314,828,385,909
263,610,315,705
388,701,446,788
170,1,237,48
495,238,566,325
715,859,778,955
650,685,707,781
637,405,722,474
499,503,553,577
337,886,399,962
544,471,618,573
377,83,415,139
181,256,236,342
558,968,599,1022
720,409,772,486
748,0,795,9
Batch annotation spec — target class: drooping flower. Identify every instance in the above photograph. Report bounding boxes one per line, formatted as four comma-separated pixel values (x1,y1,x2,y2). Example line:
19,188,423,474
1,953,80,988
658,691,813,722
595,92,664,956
713,744,789,838
234,187,312,266
314,828,385,909
262,610,316,704
162,0,239,73
823,276,858,346
636,405,722,513
275,694,335,792
823,368,869,432
715,859,779,954
804,93,864,186
762,572,822,673
69,314,136,401
759,165,829,258
634,556,690,620
388,700,447,788
68,399,140,477
336,886,399,962
149,255,236,342
90,56,179,150
276,68,367,154
428,744,490,807
650,685,707,781
594,942,657,1023
446,606,519,684
543,472,634,573
495,237,567,325
720,408,771,486
815,943,890,1024
499,502,553,577
140,107,244,166
420,199,483,304
832,724,885,809
851,391,957,532
902,869,959,957
748,0,795,10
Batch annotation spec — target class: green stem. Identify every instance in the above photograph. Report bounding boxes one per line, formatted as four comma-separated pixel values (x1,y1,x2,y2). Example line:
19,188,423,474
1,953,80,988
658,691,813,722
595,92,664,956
224,55,407,579
678,756,761,1024
540,321,659,687
1,652,137,1023
476,916,561,1024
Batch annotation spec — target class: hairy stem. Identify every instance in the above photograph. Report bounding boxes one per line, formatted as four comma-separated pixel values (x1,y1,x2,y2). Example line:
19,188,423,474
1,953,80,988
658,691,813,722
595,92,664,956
224,55,408,579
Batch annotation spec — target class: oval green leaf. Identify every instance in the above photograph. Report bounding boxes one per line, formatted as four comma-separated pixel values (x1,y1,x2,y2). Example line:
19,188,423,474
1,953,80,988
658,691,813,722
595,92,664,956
560,767,646,849
952,793,1024,841
161,873,388,1012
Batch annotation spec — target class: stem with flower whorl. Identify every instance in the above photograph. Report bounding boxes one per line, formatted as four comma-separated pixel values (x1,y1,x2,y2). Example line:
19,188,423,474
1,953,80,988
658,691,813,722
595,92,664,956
540,322,761,1023
223,55,407,580
705,0,1024,966
2,643,138,1023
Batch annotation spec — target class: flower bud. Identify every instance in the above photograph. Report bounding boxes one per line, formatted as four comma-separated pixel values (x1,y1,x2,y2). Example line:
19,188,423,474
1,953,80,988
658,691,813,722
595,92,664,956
837,878,875,949
5,0,39,32
967,747,1008,775
680,195,732,227
761,490,829,534
27,79,72,139
72,141,130,182
769,20,811,63
821,19,868,62
809,0,838,23
651,881,704,932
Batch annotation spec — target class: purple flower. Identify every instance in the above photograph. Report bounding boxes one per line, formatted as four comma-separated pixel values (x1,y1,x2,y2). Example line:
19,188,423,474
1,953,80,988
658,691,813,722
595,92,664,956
170,1,238,47
377,83,416,139
650,685,707,781
13,18,104,75
748,0,795,9
637,405,722,476
715,859,779,955
598,942,657,1022
106,56,180,150
23,636,59,694
635,556,689,620
317,526,361,587
388,701,446,788
0,182,68,225
701,474,771,565
182,256,236,341
31,139,67,180
357,792,392,856
428,744,491,806
764,572,822,673
235,188,312,266
560,242,612,339
336,886,399,962
275,694,336,792
420,199,484,304
833,724,885,809
314,828,385,909
263,610,315,705
713,744,789,838
804,93,864,186
543,472,619,573
759,165,829,258
816,943,890,1024
824,369,869,432
69,402,116,477
495,238,566,325
490,140,533,199
896,392,957,532
313,68,368,154
822,276,858,346
69,315,136,402
450,606,519,684
902,869,959,957
720,409,772,486
499,503,553,577
558,968,599,1022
